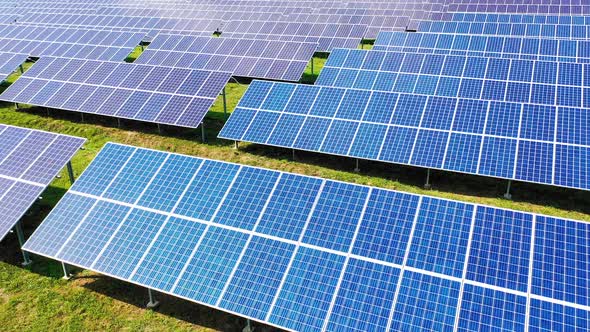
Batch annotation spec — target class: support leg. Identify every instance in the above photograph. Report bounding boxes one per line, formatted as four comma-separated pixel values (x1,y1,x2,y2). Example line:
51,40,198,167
222,87,227,119
201,122,206,142
19,64,24,74
504,180,512,200
157,124,161,135
62,262,71,280
234,141,239,149
66,161,75,185
15,221,32,266
81,113,84,123
15,103,19,109
424,169,432,189
117,118,121,128
292,149,296,161
311,58,314,76
146,289,160,309
242,319,253,332
354,159,360,173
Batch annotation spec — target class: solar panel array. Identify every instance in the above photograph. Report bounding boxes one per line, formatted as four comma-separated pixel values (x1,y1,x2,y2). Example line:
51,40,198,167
418,20,590,39
374,31,590,63
437,12,590,24
23,143,590,331
316,49,590,108
0,124,85,241
220,21,367,52
220,78,590,191
0,52,28,81
445,2,590,14
0,57,232,128
0,24,144,60
136,34,317,82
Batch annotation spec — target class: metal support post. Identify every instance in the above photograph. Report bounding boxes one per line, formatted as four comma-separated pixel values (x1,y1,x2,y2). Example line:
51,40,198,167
354,159,360,172
242,319,253,332
504,180,512,200
201,122,206,142
311,58,314,76
117,118,121,128
15,103,19,109
292,149,296,160
66,161,75,185
15,221,32,266
222,87,228,119
234,141,239,149
19,64,24,74
424,169,432,189
146,289,160,309
62,262,71,280
81,113,84,123
157,124,162,135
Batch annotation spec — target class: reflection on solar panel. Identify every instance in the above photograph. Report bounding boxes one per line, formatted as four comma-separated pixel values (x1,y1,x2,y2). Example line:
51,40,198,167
317,49,588,108
0,57,232,128
418,20,590,39
136,34,317,82
219,80,590,191
220,21,367,52
23,143,590,331
0,124,85,241
0,52,27,81
0,24,144,60
374,31,590,63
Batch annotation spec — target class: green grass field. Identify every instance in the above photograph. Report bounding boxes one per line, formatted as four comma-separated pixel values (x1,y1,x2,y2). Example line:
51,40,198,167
0,49,589,331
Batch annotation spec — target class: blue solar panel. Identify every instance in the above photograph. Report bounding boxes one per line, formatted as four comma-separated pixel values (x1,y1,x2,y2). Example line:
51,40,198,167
220,79,590,191
391,271,461,331
136,34,316,82
316,49,585,108
0,57,231,128
22,143,590,331
458,284,527,332
0,125,84,241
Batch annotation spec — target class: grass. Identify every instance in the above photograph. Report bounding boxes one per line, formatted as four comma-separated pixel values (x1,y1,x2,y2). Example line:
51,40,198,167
1,49,590,331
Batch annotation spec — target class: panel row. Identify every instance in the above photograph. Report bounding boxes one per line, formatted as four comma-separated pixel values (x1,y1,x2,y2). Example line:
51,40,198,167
418,20,590,39
219,81,590,191
0,57,231,128
375,31,590,63
440,12,590,24
0,40,135,61
318,49,590,108
147,34,317,62
0,24,145,47
23,143,590,331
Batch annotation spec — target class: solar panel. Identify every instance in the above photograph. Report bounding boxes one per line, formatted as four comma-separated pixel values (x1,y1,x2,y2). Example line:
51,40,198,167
220,21,367,52
0,56,232,128
374,31,590,63
0,124,85,241
219,80,590,191
0,24,144,60
437,12,590,24
444,3,590,15
23,142,590,331
418,20,590,39
316,49,588,108
135,34,317,82
0,52,27,81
